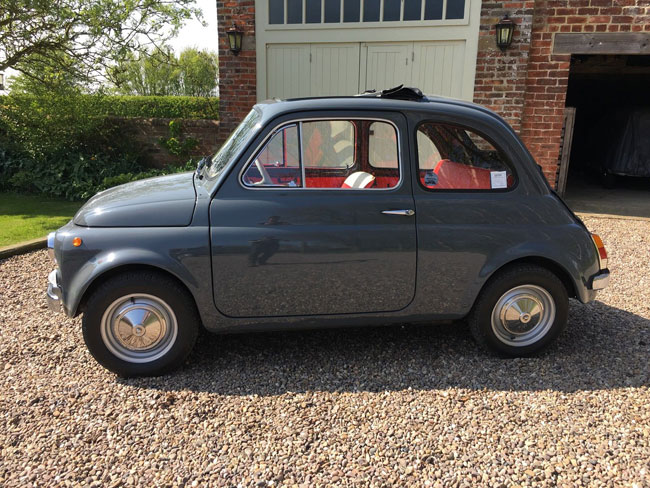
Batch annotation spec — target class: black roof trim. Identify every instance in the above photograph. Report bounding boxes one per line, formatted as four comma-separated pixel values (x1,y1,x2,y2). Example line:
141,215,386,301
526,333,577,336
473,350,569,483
284,85,426,103
359,85,425,101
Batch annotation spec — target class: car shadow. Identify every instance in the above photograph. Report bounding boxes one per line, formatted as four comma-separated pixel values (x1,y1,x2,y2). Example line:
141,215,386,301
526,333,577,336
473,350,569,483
121,300,649,395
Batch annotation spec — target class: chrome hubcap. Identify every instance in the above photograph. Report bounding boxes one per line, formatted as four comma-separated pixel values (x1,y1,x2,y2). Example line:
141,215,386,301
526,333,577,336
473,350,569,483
491,285,555,347
100,294,178,363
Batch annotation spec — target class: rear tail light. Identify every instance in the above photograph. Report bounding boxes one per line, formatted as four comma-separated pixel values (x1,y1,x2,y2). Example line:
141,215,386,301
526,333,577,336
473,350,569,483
591,233,608,269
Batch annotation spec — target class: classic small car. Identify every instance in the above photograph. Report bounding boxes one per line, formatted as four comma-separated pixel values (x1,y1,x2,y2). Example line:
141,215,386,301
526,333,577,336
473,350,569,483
46,86,610,377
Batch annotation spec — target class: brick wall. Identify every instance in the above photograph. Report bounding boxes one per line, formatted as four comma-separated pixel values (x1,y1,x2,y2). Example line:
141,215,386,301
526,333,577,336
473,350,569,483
475,0,650,187
216,0,257,140
474,1,535,133
520,0,650,186
113,118,220,168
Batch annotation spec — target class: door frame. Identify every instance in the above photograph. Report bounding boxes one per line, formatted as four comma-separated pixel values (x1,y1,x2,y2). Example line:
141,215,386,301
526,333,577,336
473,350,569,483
210,109,418,317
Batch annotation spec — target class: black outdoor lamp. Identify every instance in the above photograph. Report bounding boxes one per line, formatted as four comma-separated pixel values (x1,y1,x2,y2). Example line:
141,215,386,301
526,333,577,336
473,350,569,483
495,15,515,51
227,23,243,55
0,73,4,91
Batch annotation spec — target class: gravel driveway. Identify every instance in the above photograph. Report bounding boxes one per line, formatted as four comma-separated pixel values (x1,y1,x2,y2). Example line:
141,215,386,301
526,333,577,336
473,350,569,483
1,216,648,487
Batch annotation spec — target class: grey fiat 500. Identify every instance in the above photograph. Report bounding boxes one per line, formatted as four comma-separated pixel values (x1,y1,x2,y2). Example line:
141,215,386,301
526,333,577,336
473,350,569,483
46,87,610,377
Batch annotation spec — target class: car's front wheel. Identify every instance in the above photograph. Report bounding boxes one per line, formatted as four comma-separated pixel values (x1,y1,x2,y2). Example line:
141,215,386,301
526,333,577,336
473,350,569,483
82,271,199,377
468,265,569,356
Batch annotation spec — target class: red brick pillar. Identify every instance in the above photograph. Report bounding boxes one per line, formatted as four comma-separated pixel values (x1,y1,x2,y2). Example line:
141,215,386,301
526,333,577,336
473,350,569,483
519,0,571,188
473,1,535,134
217,0,257,142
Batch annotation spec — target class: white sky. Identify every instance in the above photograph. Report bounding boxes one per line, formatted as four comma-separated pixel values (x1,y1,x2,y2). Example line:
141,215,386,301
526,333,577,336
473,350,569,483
168,0,219,54
0,0,218,92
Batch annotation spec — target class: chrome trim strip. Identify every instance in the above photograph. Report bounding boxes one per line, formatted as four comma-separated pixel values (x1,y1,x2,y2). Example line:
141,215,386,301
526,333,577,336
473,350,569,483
381,209,415,216
591,271,610,291
238,116,404,192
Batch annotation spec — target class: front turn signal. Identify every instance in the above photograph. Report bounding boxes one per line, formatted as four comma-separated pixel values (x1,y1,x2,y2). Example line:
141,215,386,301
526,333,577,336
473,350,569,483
72,237,83,247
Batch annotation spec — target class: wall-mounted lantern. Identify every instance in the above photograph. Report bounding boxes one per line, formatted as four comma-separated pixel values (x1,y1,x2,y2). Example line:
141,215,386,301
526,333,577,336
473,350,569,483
227,23,243,56
0,73,4,91
495,15,515,51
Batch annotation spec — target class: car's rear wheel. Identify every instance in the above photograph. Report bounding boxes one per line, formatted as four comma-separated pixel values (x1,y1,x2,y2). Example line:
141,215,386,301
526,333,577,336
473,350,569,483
468,265,568,356
82,271,199,377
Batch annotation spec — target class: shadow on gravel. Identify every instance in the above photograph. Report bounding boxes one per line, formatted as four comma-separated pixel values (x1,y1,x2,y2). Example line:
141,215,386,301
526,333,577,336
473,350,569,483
123,300,649,395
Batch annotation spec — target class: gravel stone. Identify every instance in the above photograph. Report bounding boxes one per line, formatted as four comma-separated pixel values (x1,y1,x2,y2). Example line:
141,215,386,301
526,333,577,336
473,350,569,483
0,216,648,487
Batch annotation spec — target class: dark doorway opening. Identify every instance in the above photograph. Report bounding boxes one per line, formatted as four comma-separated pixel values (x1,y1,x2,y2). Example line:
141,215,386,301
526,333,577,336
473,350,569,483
563,54,650,218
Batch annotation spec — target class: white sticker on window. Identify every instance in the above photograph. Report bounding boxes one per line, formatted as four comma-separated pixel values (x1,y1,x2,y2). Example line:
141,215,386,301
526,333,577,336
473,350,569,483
490,171,508,189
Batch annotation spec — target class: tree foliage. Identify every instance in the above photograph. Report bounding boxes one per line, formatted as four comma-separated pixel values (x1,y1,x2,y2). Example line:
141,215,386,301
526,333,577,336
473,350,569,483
7,52,86,95
110,47,218,97
1,0,201,84
178,49,219,97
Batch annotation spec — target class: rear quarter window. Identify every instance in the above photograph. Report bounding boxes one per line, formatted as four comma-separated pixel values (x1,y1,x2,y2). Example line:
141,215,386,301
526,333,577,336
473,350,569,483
416,122,516,191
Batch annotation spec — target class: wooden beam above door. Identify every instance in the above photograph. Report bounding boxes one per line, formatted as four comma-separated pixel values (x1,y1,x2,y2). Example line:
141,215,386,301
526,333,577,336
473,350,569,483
553,33,650,55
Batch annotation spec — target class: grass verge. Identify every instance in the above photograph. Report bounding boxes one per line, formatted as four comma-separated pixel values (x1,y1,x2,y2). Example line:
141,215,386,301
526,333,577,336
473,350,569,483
0,193,83,247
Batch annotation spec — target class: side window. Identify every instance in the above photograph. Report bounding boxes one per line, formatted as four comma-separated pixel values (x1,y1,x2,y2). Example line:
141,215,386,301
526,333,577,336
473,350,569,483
416,122,515,190
243,124,302,187
242,119,401,189
369,121,398,169
302,121,355,169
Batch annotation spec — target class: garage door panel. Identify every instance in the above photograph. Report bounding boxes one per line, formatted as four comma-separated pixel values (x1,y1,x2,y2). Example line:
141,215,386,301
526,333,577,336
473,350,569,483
266,44,311,99
267,40,470,101
363,43,412,93
311,44,360,96
412,41,466,99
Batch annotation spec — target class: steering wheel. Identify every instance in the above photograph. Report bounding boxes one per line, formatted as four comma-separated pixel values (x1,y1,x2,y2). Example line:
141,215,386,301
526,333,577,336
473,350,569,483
254,160,274,186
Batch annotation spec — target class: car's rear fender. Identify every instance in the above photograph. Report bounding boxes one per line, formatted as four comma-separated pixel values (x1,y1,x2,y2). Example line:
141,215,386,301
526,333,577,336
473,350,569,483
464,236,600,313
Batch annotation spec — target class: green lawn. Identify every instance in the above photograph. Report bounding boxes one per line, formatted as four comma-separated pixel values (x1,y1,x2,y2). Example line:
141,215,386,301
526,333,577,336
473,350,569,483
0,193,83,247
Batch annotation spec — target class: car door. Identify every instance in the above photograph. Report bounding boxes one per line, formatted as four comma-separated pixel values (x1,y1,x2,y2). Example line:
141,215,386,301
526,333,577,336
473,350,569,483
209,111,417,318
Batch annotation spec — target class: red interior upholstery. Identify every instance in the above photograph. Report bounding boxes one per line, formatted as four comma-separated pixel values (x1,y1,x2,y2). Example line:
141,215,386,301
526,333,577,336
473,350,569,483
420,159,495,190
306,176,347,188
374,176,400,188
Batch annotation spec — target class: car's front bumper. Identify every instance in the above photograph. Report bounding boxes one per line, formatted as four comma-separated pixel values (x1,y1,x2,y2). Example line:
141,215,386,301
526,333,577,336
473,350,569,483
46,269,63,313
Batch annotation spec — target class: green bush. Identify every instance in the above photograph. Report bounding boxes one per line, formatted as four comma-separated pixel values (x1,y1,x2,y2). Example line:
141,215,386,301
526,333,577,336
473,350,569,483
0,94,207,200
98,161,195,192
101,95,219,119
0,149,195,201
0,94,218,120
158,119,199,157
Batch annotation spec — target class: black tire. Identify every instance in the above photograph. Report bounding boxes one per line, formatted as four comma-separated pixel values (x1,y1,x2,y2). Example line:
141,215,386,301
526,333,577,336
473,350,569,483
82,271,200,377
468,265,568,356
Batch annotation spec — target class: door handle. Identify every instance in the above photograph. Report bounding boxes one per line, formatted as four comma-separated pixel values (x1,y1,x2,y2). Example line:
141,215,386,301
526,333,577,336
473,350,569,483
381,209,415,216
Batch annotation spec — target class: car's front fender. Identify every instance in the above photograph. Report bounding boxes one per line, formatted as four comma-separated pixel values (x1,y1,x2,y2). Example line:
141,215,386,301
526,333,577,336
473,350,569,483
55,225,212,320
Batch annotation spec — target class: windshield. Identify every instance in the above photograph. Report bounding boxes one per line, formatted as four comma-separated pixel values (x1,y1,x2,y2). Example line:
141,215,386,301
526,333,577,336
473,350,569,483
205,108,262,179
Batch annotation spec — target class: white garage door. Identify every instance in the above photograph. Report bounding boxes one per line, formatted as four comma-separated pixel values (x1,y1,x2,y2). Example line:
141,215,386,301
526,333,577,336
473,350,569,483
360,41,467,98
257,0,481,101
267,40,468,100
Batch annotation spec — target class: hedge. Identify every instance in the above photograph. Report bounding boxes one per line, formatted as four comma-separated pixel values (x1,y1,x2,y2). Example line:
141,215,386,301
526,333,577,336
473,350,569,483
0,94,219,120
0,93,213,200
